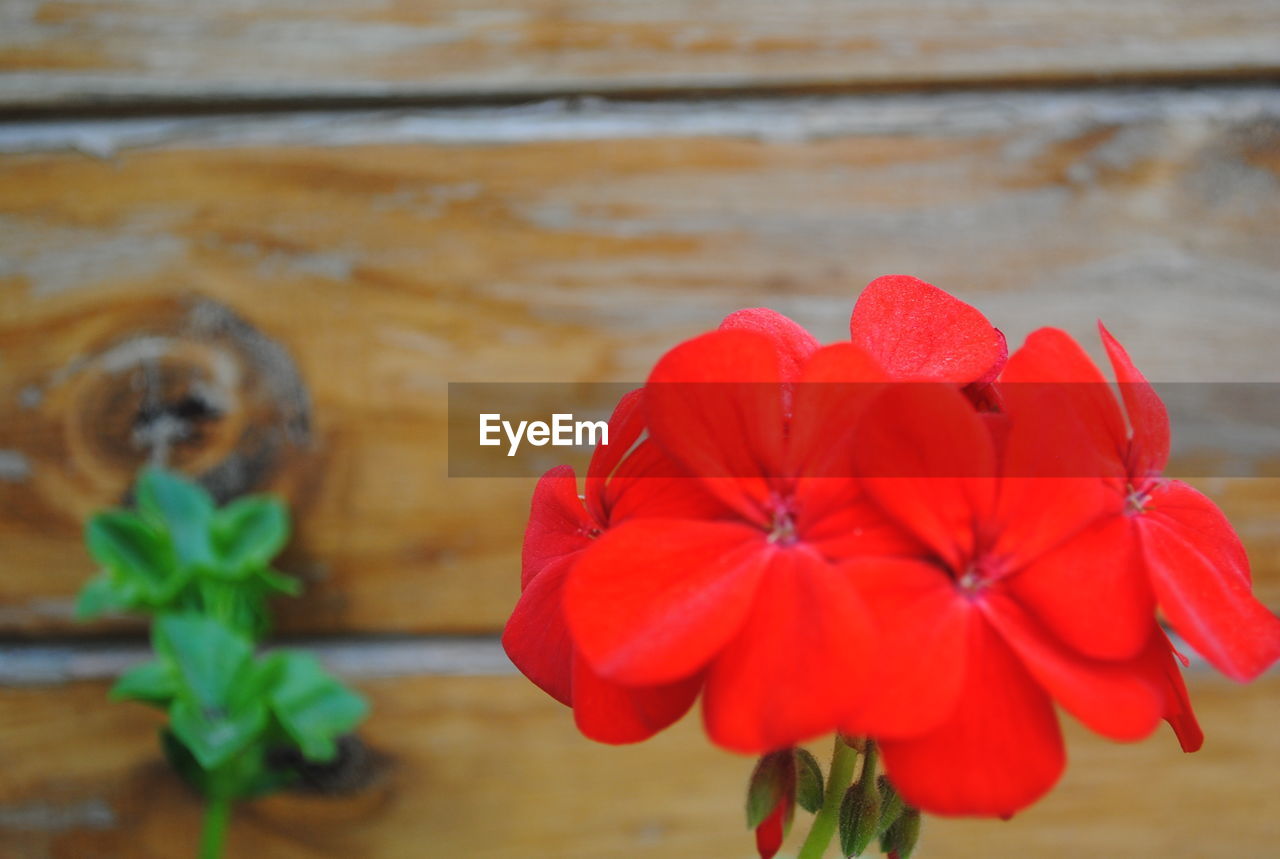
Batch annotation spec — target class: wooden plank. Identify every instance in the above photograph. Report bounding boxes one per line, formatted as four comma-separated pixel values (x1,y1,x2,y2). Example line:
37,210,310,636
1,90,1279,635
3,1,1280,110
1,671,1277,857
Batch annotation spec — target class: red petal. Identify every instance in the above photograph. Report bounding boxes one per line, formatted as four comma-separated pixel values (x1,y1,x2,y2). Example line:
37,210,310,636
502,557,576,706
602,440,729,525
849,275,1006,383
1099,322,1171,476
855,383,997,570
585,388,646,523
522,466,593,588
1139,481,1280,680
1007,515,1155,660
788,342,887,479
754,801,786,859
800,493,925,562
878,615,1064,817
994,328,1130,563
702,548,875,752
565,519,769,685
982,590,1161,741
572,656,702,744
999,327,1128,476
844,558,971,738
645,329,786,523
719,307,820,383
1134,629,1204,752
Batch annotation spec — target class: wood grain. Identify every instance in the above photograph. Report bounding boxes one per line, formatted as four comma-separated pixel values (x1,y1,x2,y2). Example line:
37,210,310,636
3,1,1280,110
0,670,1277,857
2,90,1279,635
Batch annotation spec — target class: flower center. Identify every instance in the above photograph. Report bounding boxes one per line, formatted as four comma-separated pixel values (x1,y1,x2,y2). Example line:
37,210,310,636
768,509,799,545
1125,482,1153,516
956,553,1005,596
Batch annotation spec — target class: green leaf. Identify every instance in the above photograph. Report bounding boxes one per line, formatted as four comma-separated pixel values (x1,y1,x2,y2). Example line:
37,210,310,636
74,570,133,619
228,652,288,714
214,496,290,574
110,659,177,706
162,727,288,800
154,614,254,712
746,749,796,830
170,697,268,769
85,512,178,602
136,467,215,567
795,747,825,814
161,727,213,794
253,567,303,597
269,652,369,763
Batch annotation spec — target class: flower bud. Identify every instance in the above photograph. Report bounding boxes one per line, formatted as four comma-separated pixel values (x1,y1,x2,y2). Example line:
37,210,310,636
838,773,881,857
876,774,905,835
746,749,796,859
880,807,921,859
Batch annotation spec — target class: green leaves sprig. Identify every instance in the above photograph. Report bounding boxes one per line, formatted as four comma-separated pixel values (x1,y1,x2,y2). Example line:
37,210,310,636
79,467,298,638
77,467,368,857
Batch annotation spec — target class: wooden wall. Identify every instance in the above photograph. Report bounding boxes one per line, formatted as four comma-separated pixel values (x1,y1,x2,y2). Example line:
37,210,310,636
2,2,1279,856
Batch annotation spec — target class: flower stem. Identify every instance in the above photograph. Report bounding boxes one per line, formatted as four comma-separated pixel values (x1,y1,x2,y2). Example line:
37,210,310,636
796,736,860,859
199,794,232,859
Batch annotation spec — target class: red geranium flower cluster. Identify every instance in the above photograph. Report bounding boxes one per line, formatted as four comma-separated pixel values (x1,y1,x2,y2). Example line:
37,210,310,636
503,276,1280,845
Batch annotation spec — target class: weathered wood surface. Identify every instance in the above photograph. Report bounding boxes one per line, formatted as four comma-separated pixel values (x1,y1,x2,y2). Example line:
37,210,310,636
2,89,1280,635
0,670,1277,857
4,1,1280,111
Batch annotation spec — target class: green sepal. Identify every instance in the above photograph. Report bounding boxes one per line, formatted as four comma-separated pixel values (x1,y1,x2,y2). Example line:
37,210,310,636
135,467,215,568
267,651,369,763
746,749,796,830
214,495,290,576
110,659,177,706
839,775,882,858
794,747,825,814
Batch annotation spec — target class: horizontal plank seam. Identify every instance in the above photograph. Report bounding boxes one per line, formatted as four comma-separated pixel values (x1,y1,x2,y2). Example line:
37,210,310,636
0,635,516,686
2,85,1280,157
0,632,1226,686
3,67,1280,120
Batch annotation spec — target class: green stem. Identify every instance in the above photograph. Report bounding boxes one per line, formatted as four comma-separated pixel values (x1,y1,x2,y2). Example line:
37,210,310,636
199,794,232,859
797,736,860,859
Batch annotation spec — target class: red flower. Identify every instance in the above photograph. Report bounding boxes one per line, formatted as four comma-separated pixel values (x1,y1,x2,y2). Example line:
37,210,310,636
502,390,720,742
502,274,1272,835
563,325,899,752
552,279,1011,752
1000,325,1280,681
845,382,1165,816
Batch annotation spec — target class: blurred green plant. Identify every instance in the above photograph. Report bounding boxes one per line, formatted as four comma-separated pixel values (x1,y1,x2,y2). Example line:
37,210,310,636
77,467,369,859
